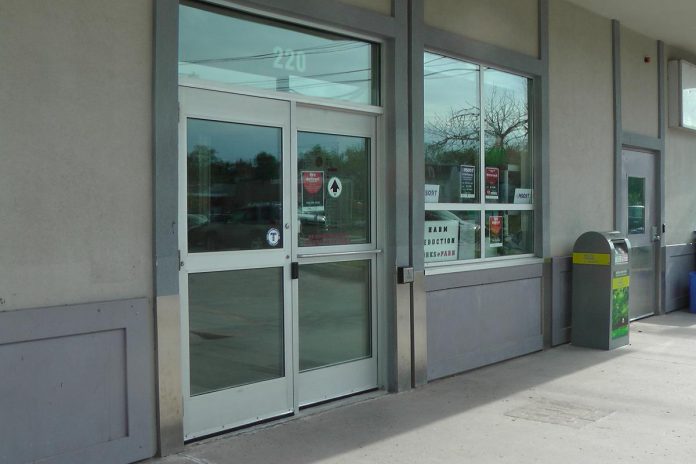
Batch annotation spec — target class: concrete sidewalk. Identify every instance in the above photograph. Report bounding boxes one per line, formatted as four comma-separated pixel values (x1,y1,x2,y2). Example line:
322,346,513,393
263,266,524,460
149,311,696,464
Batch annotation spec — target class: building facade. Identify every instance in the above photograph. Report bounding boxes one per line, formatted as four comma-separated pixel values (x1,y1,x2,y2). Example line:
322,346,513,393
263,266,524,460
2,0,696,462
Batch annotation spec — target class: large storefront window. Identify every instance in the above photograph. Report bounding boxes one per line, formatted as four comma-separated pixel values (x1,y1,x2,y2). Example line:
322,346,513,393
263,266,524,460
424,52,534,265
179,1,380,105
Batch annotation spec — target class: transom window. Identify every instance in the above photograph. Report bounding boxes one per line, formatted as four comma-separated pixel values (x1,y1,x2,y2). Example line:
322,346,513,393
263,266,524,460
179,1,380,105
424,51,534,265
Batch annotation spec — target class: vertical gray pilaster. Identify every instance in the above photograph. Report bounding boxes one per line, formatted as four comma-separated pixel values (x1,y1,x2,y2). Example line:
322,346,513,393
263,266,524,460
657,40,667,314
612,20,623,232
611,19,623,230
538,0,550,259
153,0,184,455
408,0,427,388
390,0,414,392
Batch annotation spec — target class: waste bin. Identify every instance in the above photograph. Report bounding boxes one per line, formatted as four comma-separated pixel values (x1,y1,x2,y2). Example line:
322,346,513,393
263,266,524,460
571,231,631,350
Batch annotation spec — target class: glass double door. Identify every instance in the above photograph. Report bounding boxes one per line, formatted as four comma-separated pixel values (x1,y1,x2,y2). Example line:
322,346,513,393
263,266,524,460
179,87,378,440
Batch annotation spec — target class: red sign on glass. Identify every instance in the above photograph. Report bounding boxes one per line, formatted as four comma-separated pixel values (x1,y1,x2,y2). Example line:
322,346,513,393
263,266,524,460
485,167,499,200
489,215,503,248
301,171,324,211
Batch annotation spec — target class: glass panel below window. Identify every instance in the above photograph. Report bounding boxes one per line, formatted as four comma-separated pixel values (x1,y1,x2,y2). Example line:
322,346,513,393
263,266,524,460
188,268,285,396
298,260,371,371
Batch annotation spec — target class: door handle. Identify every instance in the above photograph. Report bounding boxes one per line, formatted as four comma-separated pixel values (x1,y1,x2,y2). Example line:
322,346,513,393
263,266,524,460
291,262,299,280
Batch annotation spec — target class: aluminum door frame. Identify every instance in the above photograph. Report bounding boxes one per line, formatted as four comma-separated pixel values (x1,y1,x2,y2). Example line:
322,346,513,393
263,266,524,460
621,148,658,321
178,87,294,440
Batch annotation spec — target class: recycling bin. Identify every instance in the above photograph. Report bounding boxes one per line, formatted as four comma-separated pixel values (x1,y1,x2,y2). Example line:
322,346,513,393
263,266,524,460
571,231,631,350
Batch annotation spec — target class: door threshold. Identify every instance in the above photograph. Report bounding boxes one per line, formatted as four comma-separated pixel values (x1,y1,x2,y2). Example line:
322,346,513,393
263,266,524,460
184,411,295,444
299,387,380,410
184,389,387,446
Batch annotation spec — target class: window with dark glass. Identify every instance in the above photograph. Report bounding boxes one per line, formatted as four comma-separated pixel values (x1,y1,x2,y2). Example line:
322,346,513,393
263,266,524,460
424,51,534,264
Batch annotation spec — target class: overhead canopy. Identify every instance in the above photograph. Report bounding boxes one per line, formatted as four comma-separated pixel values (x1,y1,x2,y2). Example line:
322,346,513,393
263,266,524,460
567,0,696,55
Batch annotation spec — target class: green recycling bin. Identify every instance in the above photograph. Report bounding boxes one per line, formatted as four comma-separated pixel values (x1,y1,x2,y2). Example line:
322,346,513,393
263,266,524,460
571,231,631,350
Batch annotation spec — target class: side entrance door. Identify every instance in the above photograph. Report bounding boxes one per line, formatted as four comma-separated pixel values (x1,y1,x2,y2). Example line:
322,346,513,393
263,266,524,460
179,87,378,439
621,148,659,321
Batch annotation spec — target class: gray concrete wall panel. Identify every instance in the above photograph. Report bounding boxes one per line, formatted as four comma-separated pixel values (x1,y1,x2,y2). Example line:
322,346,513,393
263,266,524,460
339,0,393,16
548,0,614,256
0,299,156,464
426,276,543,380
620,26,659,138
664,243,696,312
0,0,153,311
424,0,539,58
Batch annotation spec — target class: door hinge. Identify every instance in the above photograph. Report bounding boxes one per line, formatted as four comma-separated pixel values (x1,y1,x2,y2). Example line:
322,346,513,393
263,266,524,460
291,262,299,280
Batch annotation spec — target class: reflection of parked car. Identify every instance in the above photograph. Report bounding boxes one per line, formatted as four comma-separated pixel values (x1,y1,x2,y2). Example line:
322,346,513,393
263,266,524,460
187,214,209,231
189,203,282,252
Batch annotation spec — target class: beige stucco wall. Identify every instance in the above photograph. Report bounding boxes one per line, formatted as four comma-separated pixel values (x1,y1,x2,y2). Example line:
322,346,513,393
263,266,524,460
665,46,696,245
548,0,614,256
0,0,153,311
339,0,392,16
424,0,539,57
621,26,659,138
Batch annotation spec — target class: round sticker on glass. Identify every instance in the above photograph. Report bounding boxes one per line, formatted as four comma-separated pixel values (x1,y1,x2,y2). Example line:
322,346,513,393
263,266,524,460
327,177,342,198
266,228,281,247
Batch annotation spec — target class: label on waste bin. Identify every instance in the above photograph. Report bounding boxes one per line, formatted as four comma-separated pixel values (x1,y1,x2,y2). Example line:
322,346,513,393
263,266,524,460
572,252,610,266
611,276,630,339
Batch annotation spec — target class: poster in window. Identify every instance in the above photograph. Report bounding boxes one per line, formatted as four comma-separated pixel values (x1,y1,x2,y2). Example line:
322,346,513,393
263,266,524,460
425,184,440,203
489,215,503,248
485,167,499,200
301,171,324,212
424,220,459,262
460,165,476,199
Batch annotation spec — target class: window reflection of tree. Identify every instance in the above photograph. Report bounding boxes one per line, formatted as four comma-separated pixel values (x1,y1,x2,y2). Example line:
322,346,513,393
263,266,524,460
425,88,528,164
187,145,281,218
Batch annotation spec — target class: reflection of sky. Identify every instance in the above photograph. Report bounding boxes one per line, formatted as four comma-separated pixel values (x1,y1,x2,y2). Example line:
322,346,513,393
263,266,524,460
484,68,528,102
424,51,529,145
424,52,478,145
179,4,376,103
187,118,281,163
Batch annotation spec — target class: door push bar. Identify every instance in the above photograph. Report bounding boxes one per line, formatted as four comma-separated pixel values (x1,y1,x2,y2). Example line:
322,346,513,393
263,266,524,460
296,249,383,259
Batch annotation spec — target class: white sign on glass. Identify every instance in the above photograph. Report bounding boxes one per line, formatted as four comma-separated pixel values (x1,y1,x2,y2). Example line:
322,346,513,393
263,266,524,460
425,184,440,203
513,188,533,204
424,220,459,263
